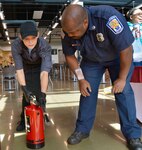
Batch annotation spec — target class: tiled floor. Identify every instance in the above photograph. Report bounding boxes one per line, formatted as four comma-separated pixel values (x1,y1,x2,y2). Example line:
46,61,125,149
0,80,141,150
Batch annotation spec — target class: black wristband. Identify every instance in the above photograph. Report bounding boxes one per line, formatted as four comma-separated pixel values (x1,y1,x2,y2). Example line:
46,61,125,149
40,92,46,99
21,85,33,102
21,85,28,93
21,85,29,94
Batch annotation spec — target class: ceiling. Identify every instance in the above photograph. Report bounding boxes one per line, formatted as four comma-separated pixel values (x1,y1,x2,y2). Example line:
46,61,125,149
0,0,142,44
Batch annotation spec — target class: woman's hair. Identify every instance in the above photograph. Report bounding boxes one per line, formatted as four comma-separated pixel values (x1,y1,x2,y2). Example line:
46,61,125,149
127,7,138,18
126,5,142,19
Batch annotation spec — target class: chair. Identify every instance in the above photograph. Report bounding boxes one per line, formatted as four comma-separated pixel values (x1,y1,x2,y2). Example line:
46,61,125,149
52,63,66,80
1,65,18,92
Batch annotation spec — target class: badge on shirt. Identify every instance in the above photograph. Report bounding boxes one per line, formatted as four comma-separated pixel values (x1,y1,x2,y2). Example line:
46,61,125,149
96,33,105,42
106,16,124,34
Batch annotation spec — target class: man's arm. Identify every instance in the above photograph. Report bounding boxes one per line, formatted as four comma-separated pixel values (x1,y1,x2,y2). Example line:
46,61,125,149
65,55,91,96
66,55,85,80
65,55,80,72
40,71,49,93
119,45,133,80
16,69,26,86
16,69,34,102
39,38,52,93
112,45,133,93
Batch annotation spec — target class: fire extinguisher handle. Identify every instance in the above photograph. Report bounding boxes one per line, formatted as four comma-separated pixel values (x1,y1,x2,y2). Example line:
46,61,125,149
30,95,38,105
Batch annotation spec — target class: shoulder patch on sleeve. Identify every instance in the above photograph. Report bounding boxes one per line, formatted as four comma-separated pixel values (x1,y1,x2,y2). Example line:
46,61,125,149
106,15,124,34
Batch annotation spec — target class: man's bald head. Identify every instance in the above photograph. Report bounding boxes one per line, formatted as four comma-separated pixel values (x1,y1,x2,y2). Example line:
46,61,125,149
61,4,88,32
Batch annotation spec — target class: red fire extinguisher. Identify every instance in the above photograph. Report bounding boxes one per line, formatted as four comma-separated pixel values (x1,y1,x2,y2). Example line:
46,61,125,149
24,96,45,149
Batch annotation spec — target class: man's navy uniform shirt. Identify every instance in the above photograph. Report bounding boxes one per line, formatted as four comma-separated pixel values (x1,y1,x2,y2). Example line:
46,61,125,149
61,5,134,62
11,37,52,72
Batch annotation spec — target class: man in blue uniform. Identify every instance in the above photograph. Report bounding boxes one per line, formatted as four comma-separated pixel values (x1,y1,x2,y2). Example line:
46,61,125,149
61,4,142,150
12,21,52,131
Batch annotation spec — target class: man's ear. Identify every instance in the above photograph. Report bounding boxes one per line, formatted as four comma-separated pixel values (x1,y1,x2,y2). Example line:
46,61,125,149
83,18,88,29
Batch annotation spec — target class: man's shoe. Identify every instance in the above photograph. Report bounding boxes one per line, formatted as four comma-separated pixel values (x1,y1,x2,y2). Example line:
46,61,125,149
127,138,142,150
67,131,89,145
44,113,51,126
16,121,25,131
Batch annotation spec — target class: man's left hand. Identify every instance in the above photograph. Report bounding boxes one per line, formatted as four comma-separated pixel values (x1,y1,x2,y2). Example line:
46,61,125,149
112,78,126,94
